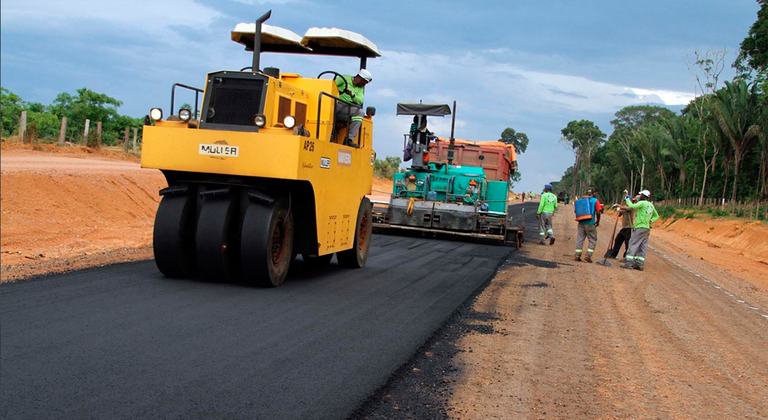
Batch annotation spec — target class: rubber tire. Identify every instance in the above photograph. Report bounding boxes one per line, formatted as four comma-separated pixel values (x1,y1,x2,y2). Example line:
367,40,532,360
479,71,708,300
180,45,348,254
337,198,373,268
241,199,294,287
196,196,238,282
302,253,333,266
153,193,197,278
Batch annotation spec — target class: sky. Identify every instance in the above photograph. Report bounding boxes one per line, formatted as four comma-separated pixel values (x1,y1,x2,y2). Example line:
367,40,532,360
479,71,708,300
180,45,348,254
1,0,760,193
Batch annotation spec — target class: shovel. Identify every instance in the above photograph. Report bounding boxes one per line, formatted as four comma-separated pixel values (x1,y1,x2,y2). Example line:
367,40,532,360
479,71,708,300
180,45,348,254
595,209,620,267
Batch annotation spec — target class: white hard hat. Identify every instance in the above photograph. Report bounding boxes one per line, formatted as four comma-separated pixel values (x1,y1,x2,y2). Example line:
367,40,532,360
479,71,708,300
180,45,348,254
639,189,651,198
357,69,372,82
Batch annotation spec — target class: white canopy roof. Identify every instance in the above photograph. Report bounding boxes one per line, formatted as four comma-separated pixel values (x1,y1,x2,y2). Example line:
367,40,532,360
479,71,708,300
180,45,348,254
231,24,380,58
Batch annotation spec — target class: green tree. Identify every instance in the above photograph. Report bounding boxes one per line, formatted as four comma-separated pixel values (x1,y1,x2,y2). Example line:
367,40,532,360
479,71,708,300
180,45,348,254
498,127,529,154
508,171,521,190
560,120,606,195
26,111,61,141
659,114,699,195
1,87,24,137
707,80,762,201
610,105,676,192
374,156,402,179
735,0,768,75
51,88,123,144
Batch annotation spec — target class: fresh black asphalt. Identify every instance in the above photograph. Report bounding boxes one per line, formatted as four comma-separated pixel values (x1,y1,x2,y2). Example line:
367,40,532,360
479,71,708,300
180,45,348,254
1,202,537,420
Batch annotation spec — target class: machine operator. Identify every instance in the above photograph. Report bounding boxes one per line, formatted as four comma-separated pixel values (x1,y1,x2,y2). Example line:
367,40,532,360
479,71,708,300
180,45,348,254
335,69,373,148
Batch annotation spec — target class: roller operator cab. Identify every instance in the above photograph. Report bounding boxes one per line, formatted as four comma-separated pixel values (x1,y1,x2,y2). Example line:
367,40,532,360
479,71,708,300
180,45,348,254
141,11,380,287
372,102,522,247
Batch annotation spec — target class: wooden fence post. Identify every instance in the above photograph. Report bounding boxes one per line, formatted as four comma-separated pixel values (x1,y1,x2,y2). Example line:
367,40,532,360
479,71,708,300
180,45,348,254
83,119,90,146
96,122,102,148
18,111,27,143
57,116,67,145
124,127,130,152
132,128,138,153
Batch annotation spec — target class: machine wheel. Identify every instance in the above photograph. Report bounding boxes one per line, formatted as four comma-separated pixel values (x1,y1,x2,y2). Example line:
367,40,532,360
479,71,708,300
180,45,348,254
196,196,238,282
337,198,373,268
241,198,294,287
153,192,197,278
302,253,333,266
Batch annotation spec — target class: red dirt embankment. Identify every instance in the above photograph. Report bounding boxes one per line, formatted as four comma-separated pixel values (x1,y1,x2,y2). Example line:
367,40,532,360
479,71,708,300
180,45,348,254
1,142,166,281
657,216,768,264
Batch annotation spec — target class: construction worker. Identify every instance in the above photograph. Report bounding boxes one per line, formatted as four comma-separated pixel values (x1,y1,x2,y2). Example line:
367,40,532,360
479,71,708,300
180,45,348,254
335,69,373,148
574,188,603,263
536,184,557,245
607,192,636,259
621,189,659,271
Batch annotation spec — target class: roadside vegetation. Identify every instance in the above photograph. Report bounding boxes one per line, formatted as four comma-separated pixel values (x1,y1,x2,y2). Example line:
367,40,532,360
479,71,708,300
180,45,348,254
1,87,143,146
555,2,768,220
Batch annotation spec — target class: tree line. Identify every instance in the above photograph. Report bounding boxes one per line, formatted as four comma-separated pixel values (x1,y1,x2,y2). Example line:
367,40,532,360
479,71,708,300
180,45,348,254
555,1,768,207
1,87,143,146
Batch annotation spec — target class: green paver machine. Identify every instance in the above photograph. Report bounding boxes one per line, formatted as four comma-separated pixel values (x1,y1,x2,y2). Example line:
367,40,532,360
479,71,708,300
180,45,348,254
372,102,522,246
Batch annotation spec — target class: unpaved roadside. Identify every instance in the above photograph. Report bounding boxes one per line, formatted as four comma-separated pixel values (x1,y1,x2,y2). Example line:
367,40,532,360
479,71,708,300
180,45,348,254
1,145,166,281
447,207,768,419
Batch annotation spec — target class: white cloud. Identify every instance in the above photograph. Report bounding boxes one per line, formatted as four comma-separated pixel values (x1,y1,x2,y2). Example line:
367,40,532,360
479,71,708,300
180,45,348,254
231,0,301,3
624,87,694,105
372,88,398,98
1,0,223,44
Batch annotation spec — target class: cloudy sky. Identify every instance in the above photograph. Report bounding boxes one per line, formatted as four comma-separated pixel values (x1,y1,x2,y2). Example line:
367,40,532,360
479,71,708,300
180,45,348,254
1,0,760,192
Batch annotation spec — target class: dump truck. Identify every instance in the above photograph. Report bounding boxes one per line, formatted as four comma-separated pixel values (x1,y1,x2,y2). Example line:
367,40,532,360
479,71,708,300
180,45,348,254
372,102,522,246
141,11,379,287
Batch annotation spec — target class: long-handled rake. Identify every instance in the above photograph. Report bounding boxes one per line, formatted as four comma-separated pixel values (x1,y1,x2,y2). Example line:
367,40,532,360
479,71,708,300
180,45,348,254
595,206,620,267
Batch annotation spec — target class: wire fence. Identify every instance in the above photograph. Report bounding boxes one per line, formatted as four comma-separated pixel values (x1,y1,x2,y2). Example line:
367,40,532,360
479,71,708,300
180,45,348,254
13,111,141,153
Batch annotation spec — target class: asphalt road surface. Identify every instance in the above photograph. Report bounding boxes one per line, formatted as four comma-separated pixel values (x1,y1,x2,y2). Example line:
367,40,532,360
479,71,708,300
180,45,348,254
1,202,537,420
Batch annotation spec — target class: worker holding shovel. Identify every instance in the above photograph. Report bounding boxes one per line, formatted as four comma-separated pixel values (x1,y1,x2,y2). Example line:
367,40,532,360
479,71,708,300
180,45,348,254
607,193,636,259
621,190,659,271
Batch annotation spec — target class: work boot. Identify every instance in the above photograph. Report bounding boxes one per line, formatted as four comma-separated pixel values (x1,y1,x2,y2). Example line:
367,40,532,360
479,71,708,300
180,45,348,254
539,241,546,245
345,140,360,148
633,265,644,271
574,255,581,262
549,237,556,245
620,263,633,269
584,255,593,263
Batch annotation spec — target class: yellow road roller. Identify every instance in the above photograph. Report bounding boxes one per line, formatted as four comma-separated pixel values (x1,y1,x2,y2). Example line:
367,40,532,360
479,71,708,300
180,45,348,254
141,11,379,286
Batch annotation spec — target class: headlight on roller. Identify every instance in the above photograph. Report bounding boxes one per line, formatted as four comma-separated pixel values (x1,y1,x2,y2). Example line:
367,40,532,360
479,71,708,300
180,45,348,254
179,109,192,122
150,108,163,121
253,114,266,127
283,115,296,129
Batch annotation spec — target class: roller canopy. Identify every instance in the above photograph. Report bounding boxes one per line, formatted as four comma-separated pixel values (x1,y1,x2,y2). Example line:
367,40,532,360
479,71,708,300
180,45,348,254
396,103,452,116
232,24,380,58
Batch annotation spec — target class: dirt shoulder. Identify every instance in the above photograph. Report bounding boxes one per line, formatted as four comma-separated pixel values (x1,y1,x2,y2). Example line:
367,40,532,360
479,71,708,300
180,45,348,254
447,206,768,419
1,142,165,281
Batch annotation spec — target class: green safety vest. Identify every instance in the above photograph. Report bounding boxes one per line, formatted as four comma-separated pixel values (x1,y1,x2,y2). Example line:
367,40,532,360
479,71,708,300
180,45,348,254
625,199,659,229
538,192,558,214
336,75,365,105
